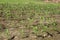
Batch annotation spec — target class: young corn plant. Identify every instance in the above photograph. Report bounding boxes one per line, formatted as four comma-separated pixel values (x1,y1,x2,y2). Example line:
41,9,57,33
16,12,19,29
5,29,10,38
19,29,25,37
32,26,38,34
42,25,48,32
52,22,57,31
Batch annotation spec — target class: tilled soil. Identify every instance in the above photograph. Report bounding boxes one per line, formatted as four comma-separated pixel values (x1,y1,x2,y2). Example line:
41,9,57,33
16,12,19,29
0,14,60,40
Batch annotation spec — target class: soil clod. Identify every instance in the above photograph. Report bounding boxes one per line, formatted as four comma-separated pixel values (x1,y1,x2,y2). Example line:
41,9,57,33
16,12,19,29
8,36,15,40
46,32,53,37
22,35,29,38
55,30,60,34
37,35,44,38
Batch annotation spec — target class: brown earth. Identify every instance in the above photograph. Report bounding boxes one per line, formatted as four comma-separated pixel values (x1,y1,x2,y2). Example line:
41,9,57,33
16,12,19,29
0,14,60,40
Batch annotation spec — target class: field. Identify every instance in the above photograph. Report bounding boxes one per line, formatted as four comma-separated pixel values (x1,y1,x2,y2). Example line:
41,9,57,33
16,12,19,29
0,0,60,40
